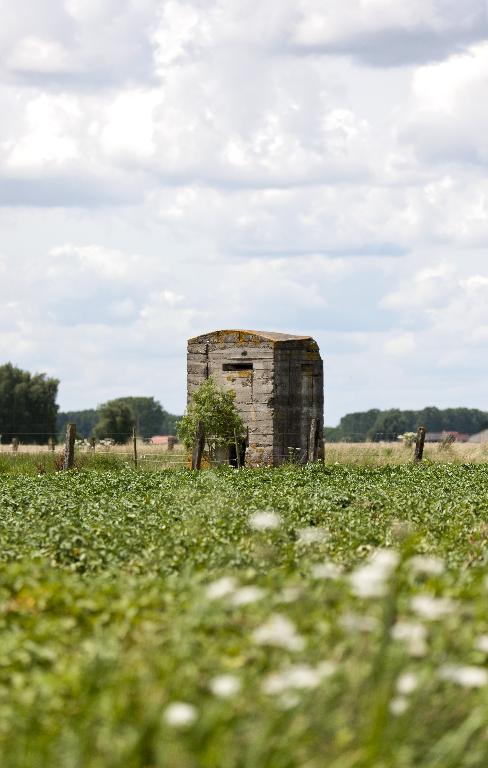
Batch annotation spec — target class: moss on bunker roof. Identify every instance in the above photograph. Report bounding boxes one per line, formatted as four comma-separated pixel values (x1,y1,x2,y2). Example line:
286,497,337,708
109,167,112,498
188,329,313,344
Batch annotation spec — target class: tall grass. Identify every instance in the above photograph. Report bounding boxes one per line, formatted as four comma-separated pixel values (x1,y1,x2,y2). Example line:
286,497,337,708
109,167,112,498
1,441,488,475
0,442,187,475
324,441,488,466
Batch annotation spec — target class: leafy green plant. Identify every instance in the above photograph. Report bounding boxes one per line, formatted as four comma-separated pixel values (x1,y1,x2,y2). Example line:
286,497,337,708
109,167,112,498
2,465,488,765
439,432,456,451
177,377,245,461
397,432,417,448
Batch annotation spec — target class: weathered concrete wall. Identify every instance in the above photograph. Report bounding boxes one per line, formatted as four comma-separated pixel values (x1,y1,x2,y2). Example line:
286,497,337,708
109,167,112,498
187,330,324,467
273,340,323,464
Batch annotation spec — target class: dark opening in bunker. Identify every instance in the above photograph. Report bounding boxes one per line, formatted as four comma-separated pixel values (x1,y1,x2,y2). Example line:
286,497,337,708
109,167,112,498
222,362,253,371
229,438,247,468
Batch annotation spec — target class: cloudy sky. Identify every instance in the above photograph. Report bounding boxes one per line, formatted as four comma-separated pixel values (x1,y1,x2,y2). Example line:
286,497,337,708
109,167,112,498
1,0,488,423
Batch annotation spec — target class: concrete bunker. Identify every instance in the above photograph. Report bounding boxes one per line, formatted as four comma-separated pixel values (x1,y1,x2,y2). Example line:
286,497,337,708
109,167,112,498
187,330,324,466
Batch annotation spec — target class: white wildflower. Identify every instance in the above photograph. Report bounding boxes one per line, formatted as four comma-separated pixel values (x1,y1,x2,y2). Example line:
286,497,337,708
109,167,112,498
230,586,266,606
408,556,445,576
390,696,409,716
372,548,400,570
350,549,399,598
410,595,457,620
296,527,329,545
205,576,237,600
277,692,301,710
316,660,337,678
252,614,305,651
164,702,197,727
439,664,488,688
249,511,281,531
392,620,428,657
262,661,336,695
475,635,488,654
340,612,378,633
263,665,319,694
396,672,419,695
277,587,302,604
209,674,241,698
311,561,343,580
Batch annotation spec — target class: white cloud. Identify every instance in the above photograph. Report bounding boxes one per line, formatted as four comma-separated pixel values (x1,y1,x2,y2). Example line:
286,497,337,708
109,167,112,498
382,264,457,311
0,0,158,85
65,0,123,24
294,0,438,46
48,244,141,281
3,93,81,172
384,332,417,357
404,43,488,164
0,1,488,422
292,0,487,65
152,1,214,72
100,89,161,161
8,36,70,73
412,43,488,113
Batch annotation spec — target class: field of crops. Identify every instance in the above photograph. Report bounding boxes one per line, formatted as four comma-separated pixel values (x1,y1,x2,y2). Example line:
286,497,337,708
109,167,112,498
2,463,488,767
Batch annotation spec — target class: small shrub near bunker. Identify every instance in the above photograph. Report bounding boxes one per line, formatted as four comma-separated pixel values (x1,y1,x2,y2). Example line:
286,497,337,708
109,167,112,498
177,377,245,460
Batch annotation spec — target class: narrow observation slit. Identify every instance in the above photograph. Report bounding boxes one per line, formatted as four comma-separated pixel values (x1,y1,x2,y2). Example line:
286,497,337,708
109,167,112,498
222,363,253,371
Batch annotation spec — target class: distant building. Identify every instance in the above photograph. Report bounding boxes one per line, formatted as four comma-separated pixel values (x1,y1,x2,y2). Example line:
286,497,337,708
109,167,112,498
425,432,443,443
187,329,324,466
468,429,488,444
150,435,178,447
425,431,470,443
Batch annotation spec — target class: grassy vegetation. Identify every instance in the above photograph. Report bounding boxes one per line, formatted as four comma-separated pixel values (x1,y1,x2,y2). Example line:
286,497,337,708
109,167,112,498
323,441,488,465
0,445,186,476
2,463,488,766
2,439,488,476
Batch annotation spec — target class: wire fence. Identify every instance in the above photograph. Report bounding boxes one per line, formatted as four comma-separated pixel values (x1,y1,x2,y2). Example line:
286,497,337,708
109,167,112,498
0,431,318,468
0,425,436,469
0,432,185,466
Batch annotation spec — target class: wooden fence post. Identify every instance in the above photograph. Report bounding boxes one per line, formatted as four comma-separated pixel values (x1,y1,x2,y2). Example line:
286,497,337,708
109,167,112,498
12,438,19,453
132,426,138,469
48,437,55,452
63,423,76,470
308,418,318,463
192,421,205,470
414,426,426,462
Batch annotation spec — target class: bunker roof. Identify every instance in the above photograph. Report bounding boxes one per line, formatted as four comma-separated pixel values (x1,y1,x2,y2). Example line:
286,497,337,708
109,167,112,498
188,329,313,344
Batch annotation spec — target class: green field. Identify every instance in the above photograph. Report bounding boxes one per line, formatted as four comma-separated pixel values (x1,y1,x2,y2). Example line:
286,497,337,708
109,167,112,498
2,464,488,767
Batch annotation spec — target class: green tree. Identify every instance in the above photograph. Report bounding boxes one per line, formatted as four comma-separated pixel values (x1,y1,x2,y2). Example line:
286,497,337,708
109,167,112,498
177,378,245,460
57,409,98,440
368,410,414,441
57,399,181,440
93,401,134,443
326,406,488,443
323,426,342,443
107,397,178,437
0,363,58,444
418,407,488,435
338,409,381,441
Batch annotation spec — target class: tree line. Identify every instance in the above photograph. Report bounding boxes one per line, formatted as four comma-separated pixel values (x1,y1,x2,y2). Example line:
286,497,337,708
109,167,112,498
57,398,179,442
324,407,488,442
0,363,179,444
3,362,487,446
